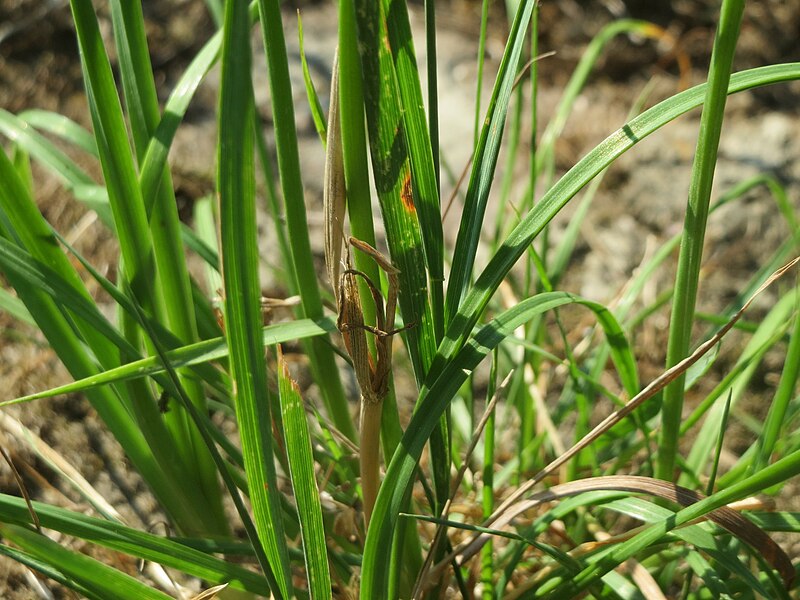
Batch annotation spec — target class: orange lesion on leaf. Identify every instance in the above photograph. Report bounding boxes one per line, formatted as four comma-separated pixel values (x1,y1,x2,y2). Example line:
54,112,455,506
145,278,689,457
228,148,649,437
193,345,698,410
400,170,415,214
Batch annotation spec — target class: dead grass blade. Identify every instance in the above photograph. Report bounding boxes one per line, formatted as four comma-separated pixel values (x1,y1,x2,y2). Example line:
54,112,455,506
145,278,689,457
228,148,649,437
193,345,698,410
0,443,39,532
451,475,794,588
190,583,228,600
324,49,346,304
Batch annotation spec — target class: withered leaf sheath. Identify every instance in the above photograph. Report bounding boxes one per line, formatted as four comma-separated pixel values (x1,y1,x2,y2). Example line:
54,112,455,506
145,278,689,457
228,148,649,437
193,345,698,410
348,237,401,402
338,262,375,403
323,49,346,307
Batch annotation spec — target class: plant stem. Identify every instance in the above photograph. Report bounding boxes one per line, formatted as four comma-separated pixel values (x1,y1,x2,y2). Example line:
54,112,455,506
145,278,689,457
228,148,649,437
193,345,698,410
657,0,745,481
360,398,383,527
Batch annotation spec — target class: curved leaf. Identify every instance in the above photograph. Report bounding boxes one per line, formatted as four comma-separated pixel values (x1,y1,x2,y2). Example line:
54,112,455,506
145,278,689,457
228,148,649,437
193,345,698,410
429,64,800,393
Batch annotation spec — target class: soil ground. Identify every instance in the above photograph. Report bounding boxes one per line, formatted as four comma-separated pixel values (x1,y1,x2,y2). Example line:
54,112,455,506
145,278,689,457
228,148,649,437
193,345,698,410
0,0,799,598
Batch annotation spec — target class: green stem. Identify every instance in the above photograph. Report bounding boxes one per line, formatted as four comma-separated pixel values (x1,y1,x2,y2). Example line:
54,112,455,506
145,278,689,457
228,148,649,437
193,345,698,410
481,350,498,599
474,0,490,148
753,297,800,471
657,0,745,481
360,398,383,527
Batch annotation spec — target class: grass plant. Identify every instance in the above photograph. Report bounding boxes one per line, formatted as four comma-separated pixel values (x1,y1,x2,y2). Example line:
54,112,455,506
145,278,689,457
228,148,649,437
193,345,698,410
0,0,799,598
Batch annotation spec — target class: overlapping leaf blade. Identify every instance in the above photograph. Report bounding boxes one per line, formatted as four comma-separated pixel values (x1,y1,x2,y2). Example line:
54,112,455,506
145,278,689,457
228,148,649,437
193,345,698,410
352,0,437,382
444,0,536,324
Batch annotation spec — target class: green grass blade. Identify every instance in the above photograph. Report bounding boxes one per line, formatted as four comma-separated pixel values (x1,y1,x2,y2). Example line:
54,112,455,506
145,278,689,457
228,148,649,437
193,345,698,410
9,142,33,193
685,552,736,599
338,0,407,460
550,446,800,596
277,350,332,600
50,226,225,384
0,285,33,325
657,0,746,481
0,544,101,600
0,524,172,600
0,216,230,456
297,12,327,145
0,109,95,188
444,0,535,324
481,350,498,599
337,0,379,335
129,277,285,597
194,195,224,292
17,109,98,156
526,1,539,200
108,1,160,155
257,0,356,443
0,318,332,409
69,0,162,319
353,0,449,557
217,0,292,595
381,0,444,340
0,148,115,363
706,390,732,494
473,0,489,147
545,82,655,288
748,512,800,533
423,0,440,196
138,28,221,217
0,237,138,355
68,5,190,497
0,494,269,594
682,289,797,484
0,154,206,532
753,298,800,471
352,0,437,382
0,284,202,536
203,0,224,27
1,107,220,274
255,119,297,293
534,20,657,182
615,174,797,326
680,322,787,438
604,499,768,597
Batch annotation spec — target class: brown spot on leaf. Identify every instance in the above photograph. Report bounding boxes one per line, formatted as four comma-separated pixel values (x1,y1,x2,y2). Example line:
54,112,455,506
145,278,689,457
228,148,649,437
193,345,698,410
401,171,415,214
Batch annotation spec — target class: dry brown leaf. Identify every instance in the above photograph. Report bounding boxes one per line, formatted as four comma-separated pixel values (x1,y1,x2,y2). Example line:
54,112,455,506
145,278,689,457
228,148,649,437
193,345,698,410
189,583,228,600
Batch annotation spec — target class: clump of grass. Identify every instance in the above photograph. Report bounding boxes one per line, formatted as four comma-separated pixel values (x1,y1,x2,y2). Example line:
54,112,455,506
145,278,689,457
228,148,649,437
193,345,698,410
0,0,799,598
